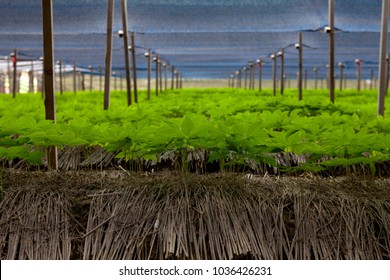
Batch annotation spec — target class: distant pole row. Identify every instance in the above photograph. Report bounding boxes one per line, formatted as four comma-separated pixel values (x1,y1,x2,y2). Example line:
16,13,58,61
227,0,390,117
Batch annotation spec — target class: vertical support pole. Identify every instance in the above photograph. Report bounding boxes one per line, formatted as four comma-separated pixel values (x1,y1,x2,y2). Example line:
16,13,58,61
356,59,362,91
81,72,85,91
251,63,255,89
58,60,63,95
329,0,335,103
378,0,389,116
29,60,34,93
130,32,138,103
154,55,159,96
42,0,58,170
171,65,175,90
113,72,117,91
73,63,77,94
257,60,262,91
104,0,114,110
313,66,318,89
159,60,163,93
164,63,168,91
120,72,123,91
11,49,17,98
386,54,390,93
339,62,344,91
147,50,151,99
271,53,277,96
99,67,102,92
88,65,93,92
176,71,179,89
279,49,284,95
370,69,374,90
298,32,303,100
304,70,308,89
121,0,132,106
243,67,247,89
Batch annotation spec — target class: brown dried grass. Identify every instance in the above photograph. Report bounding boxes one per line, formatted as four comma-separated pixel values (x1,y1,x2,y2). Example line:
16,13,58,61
1,170,389,260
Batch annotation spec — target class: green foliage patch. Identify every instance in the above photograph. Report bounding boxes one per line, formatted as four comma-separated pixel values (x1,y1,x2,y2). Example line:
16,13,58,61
1,88,390,174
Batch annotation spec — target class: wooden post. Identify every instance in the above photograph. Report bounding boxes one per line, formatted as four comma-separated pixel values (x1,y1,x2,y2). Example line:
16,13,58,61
339,62,344,91
242,67,246,89
88,65,93,92
11,49,17,98
104,0,114,110
271,53,277,96
159,60,163,93
164,63,168,91
171,65,175,90
146,50,151,99
130,32,138,103
113,71,117,91
120,72,123,91
257,59,262,91
297,32,303,100
121,0,132,106
250,62,255,90
81,72,85,91
42,0,58,170
329,0,335,103
279,49,284,95
356,59,362,91
378,0,389,116
99,66,103,92
370,69,374,90
386,54,390,93
154,55,159,96
176,71,179,89
313,66,318,89
29,60,34,93
57,60,63,95
73,63,77,94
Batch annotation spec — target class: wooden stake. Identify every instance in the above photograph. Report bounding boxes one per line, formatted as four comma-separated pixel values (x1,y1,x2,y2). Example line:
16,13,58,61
147,50,151,99
121,0,132,106
42,0,58,170
104,0,114,110
329,0,335,103
279,49,284,95
73,63,77,94
378,0,389,116
11,49,17,98
131,32,138,103
298,33,303,100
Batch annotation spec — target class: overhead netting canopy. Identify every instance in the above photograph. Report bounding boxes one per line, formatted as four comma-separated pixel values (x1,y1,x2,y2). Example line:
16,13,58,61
0,0,387,79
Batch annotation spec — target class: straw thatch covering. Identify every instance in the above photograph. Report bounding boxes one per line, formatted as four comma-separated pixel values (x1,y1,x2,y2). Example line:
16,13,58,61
0,169,389,260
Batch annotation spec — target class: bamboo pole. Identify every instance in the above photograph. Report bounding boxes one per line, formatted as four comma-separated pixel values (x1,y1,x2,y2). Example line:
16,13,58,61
146,50,151,99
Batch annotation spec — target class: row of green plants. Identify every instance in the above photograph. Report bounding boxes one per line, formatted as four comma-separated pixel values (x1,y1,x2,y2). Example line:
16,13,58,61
1,88,390,174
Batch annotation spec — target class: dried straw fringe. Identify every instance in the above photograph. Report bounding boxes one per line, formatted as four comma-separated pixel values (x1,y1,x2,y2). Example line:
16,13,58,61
1,175,390,260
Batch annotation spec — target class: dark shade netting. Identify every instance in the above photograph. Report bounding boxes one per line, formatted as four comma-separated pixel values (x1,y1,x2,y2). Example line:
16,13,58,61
0,0,387,79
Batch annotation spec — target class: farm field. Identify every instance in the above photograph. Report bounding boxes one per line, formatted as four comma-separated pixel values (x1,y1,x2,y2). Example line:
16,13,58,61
1,88,390,175
1,88,390,260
